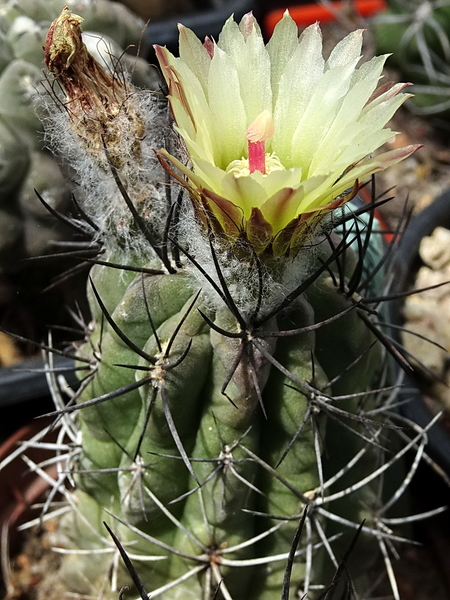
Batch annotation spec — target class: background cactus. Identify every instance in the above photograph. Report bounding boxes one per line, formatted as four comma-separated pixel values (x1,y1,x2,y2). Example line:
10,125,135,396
0,0,158,348
3,8,440,600
373,0,450,115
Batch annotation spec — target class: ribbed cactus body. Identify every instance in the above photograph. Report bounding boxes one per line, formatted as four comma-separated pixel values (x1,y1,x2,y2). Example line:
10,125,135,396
58,230,384,599
18,9,421,600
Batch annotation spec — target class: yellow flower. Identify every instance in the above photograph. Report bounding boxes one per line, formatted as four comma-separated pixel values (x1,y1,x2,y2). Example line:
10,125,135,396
155,11,419,255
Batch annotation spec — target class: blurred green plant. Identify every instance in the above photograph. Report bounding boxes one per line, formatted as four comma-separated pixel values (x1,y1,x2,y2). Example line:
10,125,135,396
0,0,157,348
373,0,450,114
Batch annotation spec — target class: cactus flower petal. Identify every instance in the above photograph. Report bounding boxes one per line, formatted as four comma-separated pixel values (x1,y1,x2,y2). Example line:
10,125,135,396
156,11,420,254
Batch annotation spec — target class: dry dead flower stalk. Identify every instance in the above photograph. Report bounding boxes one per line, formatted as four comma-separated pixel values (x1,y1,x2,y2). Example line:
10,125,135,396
44,4,145,171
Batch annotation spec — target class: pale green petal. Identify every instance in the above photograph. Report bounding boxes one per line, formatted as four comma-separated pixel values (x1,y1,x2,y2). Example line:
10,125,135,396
159,149,210,190
207,45,247,169
300,145,417,213
330,146,419,199
168,96,198,145
355,145,419,172
175,121,215,165
350,54,387,87
236,22,272,124
162,51,211,144
365,81,409,110
239,11,262,38
272,23,324,164
294,174,334,213
219,13,271,125
191,156,228,192
297,21,324,59
290,59,363,173
266,11,298,106
362,89,411,122
261,186,307,231
221,171,268,217
218,14,245,56
259,167,303,197
336,129,397,166
168,75,215,163
308,75,388,175
326,29,363,69
357,93,408,140
178,25,211,94
156,46,197,141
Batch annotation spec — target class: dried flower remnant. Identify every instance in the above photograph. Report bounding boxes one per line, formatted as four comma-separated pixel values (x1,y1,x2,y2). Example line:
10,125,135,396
42,5,169,253
156,12,421,255
44,5,144,171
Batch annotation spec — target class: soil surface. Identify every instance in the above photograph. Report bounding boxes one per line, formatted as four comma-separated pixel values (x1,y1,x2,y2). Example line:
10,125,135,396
4,521,64,600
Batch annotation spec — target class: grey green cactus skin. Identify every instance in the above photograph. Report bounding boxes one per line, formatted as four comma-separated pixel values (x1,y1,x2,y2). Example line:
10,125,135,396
53,222,388,600
0,0,154,280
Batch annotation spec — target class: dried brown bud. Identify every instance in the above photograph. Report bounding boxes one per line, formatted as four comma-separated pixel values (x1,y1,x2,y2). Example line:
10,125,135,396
44,5,144,171
44,7,86,75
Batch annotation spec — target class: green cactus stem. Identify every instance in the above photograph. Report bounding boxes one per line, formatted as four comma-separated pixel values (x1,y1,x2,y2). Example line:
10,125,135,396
2,8,436,600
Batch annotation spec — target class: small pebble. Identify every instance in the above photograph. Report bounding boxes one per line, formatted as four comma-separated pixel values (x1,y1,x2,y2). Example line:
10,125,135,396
420,227,450,270
414,266,450,301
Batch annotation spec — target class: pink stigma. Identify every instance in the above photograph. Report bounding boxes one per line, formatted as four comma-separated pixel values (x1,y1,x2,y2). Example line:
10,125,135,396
248,140,266,174
246,110,274,175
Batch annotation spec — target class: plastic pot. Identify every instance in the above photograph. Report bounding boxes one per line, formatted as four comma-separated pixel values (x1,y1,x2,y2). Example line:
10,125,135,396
389,189,450,475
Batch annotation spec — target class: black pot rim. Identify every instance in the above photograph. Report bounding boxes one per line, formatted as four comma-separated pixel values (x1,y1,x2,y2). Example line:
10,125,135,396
390,189,450,475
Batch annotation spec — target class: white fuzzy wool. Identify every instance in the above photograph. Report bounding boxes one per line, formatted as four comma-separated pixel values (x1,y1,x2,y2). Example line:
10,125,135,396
40,82,169,260
177,198,316,318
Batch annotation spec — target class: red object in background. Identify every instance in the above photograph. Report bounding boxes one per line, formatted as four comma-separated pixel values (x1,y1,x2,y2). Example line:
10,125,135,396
0,419,56,549
264,0,387,35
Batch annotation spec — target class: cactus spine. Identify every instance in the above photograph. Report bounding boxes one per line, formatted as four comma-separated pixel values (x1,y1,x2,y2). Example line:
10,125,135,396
8,8,430,600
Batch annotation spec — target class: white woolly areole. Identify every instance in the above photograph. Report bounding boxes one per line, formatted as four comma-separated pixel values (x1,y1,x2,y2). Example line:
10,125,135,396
39,82,169,260
177,198,317,318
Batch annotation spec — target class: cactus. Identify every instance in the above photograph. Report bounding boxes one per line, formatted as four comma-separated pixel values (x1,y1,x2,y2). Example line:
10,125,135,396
373,0,450,114
5,8,439,600
0,0,157,322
